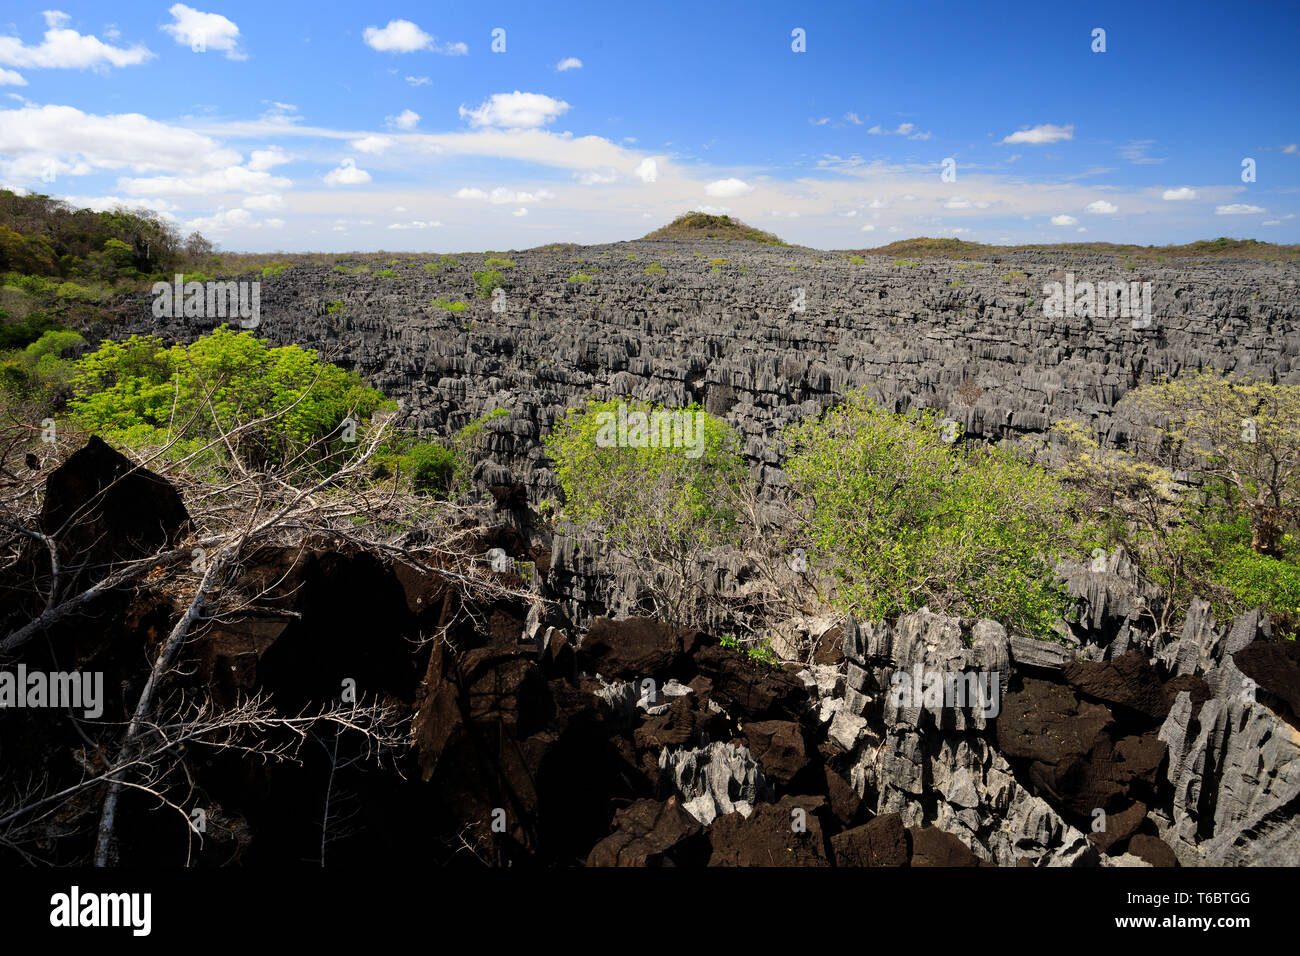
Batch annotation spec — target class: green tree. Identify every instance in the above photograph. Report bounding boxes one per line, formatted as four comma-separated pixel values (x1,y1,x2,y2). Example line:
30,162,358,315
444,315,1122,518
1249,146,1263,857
68,327,392,472
545,397,748,625
784,391,1086,636
1122,372,1300,556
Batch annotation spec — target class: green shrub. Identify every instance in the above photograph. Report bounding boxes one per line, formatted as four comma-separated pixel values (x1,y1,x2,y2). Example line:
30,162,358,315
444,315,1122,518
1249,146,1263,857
567,272,593,283
261,262,290,278
402,441,458,496
472,269,503,297
375,268,399,278
783,391,1086,636
69,327,392,472
483,257,515,269
432,297,467,313
644,263,665,275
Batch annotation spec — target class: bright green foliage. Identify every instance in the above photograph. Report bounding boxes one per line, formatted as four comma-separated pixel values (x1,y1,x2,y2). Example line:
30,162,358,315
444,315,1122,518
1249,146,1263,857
0,329,84,404
483,257,515,269
68,327,392,471
431,297,468,313
261,262,290,278
375,268,399,278
402,441,458,495
644,263,665,275
784,392,1085,636
847,255,865,265
472,269,503,297
567,272,593,283
545,398,748,622
1123,373,1300,556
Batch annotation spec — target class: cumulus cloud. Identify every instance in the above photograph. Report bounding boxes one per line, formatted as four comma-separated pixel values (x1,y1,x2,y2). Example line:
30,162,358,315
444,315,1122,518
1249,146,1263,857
0,68,27,85
634,157,658,183
556,57,582,71
386,109,419,130
459,92,570,129
406,75,431,87
0,10,153,70
242,193,285,211
323,159,370,185
455,186,555,205
119,166,291,197
184,207,251,232
1162,187,1198,200
388,220,441,229
246,147,288,171
578,168,618,185
1086,200,1118,214
0,105,238,180
704,178,753,198
363,19,432,53
162,4,244,60
1050,214,1078,226
1001,123,1074,145
350,136,392,154
1215,203,1265,215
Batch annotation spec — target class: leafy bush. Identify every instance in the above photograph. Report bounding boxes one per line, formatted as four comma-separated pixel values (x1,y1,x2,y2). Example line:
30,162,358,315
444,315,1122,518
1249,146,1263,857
402,442,458,496
261,262,290,278
432,297,467,313
784,391,1086,636
483,257,515,269
69,327,392,472
567,272,593,283
644,263,665,275
472,269,503,297
544,398,747,623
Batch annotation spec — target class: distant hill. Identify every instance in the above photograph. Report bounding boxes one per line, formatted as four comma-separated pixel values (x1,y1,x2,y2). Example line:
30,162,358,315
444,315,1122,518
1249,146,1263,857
643,212,786,245
851,235,1299,262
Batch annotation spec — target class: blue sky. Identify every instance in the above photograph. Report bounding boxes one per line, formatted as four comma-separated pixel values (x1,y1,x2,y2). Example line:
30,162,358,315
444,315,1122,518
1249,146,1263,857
1,0,1296,252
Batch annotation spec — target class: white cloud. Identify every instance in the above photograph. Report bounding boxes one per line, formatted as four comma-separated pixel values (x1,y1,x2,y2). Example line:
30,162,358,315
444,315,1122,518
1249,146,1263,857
512,207,527,217
0,10,153,69
251,218,284,229
1001,123,1074,145
845,112,865,125
944,196,971,209
459,91,570,129
809,117,829,126
246,147,288,171
388,220,441,229
1051,214,1078,225
184,207,251,232
1162,187,1198,200
860,224,875,231
634,157,658,183
0,68,26,85
162,4,243,60
578,168,618,185
323,158,371,185
119,166,291,197
363,19,432,53
556,57,582,71
386,109,419,131
1215,204,1265,215
0,105,239,180
1118,140,1164,164
1086,199,1118,214
57,194,178,214
696,205,731,215
351,135,392,154
455,186,555,205
1284,144,1298,155
705,177,753,198
406,75,430,86
242,193,285,211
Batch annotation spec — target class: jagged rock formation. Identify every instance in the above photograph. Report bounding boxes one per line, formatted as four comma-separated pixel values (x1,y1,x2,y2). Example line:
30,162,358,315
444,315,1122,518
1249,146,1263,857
114,242,1300,510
